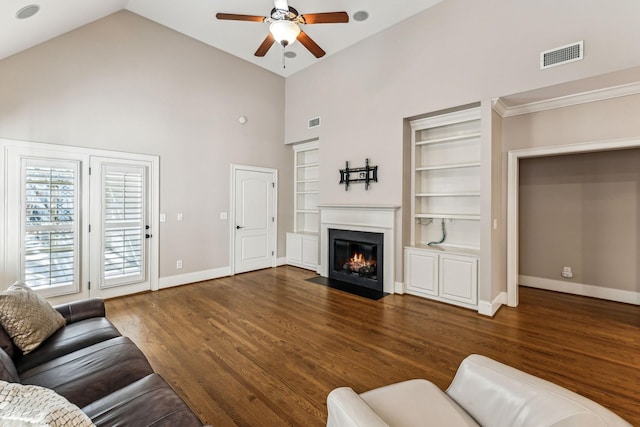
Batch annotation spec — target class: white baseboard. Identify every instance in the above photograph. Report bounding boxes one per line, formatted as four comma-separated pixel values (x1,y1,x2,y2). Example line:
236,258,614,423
276,257,287,267
519,275,640,306
394,281,405,294
159,266,231,289
478,292,507,317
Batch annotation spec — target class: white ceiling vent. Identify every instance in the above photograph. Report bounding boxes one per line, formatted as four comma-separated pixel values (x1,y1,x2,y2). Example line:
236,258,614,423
540,41,583,69
308,116,321,129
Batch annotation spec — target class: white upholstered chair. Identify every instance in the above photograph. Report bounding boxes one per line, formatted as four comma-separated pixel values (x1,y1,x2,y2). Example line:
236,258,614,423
326,354,631,427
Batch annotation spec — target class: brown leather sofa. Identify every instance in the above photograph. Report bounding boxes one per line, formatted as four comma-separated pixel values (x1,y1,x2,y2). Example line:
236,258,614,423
0,298,203,426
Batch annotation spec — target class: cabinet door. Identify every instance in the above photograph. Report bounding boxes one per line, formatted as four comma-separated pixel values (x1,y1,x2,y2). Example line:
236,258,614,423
301,235,318,268
286,233,303,266
405,249,438,297
439,254,478,305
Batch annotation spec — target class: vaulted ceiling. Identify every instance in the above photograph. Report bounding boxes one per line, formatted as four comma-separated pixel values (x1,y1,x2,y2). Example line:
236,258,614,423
1,0,442,77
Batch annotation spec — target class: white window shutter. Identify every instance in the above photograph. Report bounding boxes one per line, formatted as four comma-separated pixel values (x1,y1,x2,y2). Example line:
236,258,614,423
22,159,80,291
101,165,146,286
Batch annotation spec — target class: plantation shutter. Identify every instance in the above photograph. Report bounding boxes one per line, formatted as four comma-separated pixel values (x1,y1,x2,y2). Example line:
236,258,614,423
101,164,146,287
22,159,80,291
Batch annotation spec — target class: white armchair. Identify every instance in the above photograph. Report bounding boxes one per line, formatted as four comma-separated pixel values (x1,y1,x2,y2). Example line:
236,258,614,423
326,354,631,427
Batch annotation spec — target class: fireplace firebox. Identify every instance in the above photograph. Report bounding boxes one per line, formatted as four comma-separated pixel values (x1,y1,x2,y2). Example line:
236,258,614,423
328,229,384,291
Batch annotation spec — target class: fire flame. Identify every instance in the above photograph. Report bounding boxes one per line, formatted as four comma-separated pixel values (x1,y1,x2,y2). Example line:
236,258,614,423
347,252,375,271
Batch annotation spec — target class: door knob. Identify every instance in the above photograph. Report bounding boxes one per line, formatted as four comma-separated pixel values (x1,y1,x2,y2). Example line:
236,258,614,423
236,225,243,229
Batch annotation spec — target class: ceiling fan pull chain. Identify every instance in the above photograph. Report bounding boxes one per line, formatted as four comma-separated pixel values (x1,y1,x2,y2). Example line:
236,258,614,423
282,47,286,69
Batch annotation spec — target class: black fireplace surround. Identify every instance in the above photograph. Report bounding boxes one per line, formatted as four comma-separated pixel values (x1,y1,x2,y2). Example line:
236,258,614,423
328,228,384,291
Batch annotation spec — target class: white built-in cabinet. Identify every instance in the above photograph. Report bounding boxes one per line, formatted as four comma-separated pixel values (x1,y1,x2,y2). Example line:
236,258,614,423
286,141,319,271
405,107,480,309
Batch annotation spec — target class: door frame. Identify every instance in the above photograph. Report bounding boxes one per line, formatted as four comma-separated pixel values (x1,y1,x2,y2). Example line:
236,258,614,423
229,164,278,275
0,138,159,304
506,136,640,307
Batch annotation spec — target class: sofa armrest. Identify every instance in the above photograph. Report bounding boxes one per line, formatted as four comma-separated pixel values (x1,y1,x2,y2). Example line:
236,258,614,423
327,387,389,427
54,298,106,324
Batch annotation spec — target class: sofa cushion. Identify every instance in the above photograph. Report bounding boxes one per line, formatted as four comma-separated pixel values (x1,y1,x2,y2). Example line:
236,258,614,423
20,336,154,408
0,349,19,383
0,282,66,355
360,379,479,427
0,380,94,427
0,326,17,359
14,317,121,374
83,373,203,427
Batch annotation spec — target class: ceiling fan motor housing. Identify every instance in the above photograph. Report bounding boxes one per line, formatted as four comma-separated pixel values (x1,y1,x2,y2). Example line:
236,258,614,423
270,6,298,22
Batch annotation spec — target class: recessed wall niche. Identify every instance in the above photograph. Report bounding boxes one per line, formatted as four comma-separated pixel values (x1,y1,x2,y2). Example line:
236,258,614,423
518,148,640,296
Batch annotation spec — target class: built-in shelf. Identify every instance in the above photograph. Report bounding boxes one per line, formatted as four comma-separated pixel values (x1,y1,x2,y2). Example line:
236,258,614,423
297,162,319,168
416,192,480,197
415,213,480,220
411,244,481,257
288,140,320,271
416,162,481,172
415,132,481,146
407,107,481,310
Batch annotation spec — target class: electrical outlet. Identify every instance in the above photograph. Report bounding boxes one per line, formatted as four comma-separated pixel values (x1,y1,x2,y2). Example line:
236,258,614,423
176,260,183,269
561,266,573,279
177,213,183,221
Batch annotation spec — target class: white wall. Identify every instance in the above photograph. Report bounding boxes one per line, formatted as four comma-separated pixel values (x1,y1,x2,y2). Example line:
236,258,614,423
284,0,640,305
0,11,291,285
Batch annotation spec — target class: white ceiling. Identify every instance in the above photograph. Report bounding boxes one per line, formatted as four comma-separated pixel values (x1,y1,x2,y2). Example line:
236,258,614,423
1,0,442,77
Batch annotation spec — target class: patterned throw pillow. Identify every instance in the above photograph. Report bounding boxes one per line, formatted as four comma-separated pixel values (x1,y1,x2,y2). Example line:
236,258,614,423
0,380,95,426
0,282,66,355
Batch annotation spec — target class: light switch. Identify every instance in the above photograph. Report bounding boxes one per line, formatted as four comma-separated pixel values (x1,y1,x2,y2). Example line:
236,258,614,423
160,213,166,223
220,212,228,220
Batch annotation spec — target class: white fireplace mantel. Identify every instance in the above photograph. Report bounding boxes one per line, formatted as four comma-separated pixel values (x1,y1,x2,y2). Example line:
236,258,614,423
319,204,400,294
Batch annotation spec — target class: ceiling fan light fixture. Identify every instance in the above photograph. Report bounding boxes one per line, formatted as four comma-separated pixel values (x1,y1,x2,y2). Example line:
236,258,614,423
270,20,300,46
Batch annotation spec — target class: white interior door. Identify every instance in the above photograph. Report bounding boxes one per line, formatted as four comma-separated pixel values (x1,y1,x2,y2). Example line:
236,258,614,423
89,157,152,298
233,166,276,274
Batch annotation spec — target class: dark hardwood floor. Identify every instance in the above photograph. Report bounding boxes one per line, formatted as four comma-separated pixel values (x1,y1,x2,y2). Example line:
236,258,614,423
105,266,640,426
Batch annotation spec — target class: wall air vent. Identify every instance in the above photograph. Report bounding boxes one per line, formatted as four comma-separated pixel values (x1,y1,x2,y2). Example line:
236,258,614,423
540,41,583,69
308,116,321,129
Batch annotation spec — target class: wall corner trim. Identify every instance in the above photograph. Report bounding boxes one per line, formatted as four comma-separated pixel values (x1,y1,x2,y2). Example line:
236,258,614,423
478,292,507,317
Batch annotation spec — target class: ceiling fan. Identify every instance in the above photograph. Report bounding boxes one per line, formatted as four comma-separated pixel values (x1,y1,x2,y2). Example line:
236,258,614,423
216,0,349,58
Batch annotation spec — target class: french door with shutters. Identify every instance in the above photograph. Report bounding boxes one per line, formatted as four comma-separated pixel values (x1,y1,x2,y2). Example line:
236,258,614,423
89,157,153,299
1,140,158,303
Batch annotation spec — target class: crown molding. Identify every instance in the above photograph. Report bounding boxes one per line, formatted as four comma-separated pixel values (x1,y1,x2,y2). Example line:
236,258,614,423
492,81,640,118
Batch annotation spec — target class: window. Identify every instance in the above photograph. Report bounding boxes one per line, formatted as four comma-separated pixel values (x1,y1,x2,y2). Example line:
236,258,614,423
22,158,80,294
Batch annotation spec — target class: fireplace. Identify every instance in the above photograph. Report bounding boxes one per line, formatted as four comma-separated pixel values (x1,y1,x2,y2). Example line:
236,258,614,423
329,229,383,291
320,204,399,294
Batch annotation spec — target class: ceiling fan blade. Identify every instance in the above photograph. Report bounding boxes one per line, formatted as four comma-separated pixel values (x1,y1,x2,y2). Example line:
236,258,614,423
297,31,326,58
255,33,276,57
300,12,349,24
215,13,266,22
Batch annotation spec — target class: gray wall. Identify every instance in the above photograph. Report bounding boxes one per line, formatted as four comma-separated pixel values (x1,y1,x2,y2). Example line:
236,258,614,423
0,11,291,282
